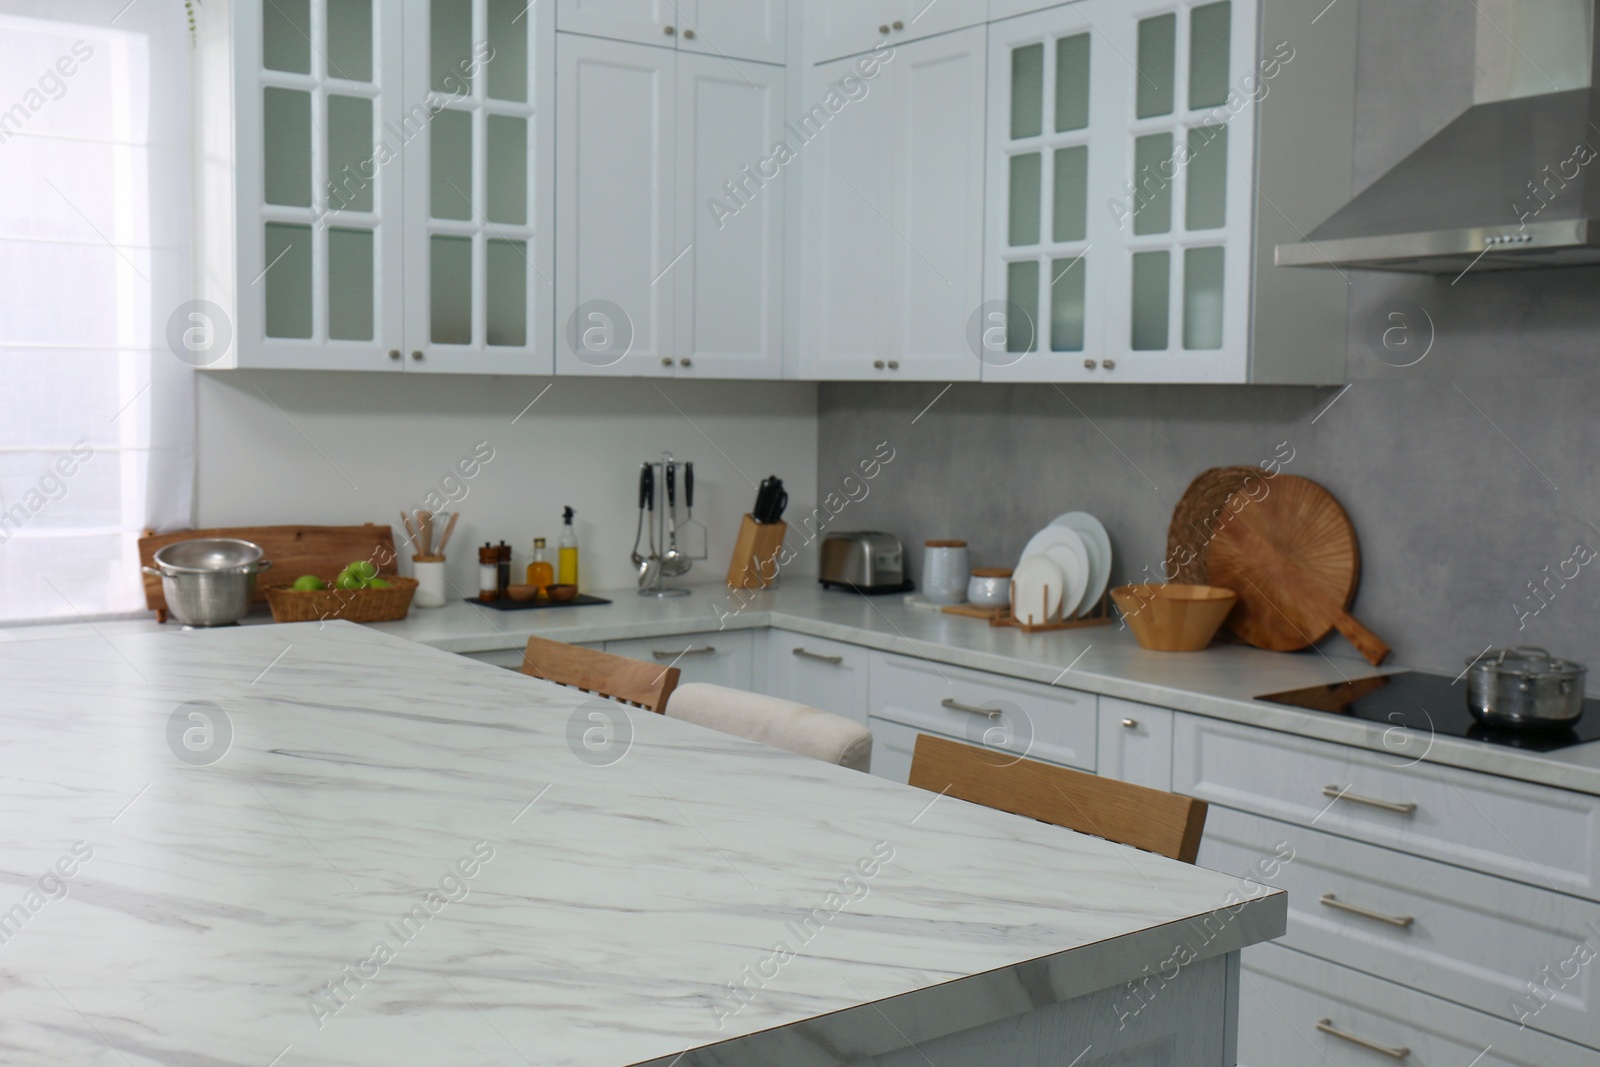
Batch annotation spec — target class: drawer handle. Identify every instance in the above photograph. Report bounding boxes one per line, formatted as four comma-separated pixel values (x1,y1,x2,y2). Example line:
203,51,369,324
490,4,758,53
1319,893,1415,929
652,646,716,660
792,647,844,665
1322,785,1417,815
942,697,999,719
1121,717,1139,729
1316,1018,1410,1060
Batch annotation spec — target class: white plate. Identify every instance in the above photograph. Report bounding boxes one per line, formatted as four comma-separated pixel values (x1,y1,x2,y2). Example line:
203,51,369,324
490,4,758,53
1019,527,1088,622
1012,554,1064,625
1049,512,1111,616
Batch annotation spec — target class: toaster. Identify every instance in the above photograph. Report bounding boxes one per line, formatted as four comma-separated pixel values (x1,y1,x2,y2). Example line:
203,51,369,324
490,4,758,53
819,532,912,594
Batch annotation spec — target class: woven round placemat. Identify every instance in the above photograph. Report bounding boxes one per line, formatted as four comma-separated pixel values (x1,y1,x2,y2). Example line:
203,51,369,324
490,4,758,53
1165,466,1269,584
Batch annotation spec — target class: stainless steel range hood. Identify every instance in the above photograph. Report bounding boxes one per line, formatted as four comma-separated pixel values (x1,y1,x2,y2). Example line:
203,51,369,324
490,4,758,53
1276,0,1600,274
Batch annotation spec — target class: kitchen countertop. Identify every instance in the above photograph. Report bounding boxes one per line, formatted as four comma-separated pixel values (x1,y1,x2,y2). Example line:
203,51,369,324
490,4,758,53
0,622,1282,1066
366,585,1600,797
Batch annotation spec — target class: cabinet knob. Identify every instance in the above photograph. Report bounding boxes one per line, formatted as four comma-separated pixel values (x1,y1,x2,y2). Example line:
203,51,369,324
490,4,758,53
661,356,673,367
679,357,692,367
1122,717,1139,729
887,360,900,370
389,349,402,360
664,25,675,35
411,350,424,361
873,359,886,369
879,24,891,34
893,20,905,30
1102,359,1116,370
1083,359,1097,370
682,28,695,39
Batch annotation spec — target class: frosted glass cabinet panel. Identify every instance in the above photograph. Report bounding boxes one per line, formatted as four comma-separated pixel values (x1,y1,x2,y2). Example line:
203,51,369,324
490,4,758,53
203,0,551,371
984,4,1112,382
403,0,555,374
1101,0,1257,382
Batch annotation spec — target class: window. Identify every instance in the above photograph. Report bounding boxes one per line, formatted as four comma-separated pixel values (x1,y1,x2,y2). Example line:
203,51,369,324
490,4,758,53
0,1,194,623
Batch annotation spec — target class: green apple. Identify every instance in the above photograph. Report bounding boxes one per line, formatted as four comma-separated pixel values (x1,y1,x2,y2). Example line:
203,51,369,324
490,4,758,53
366,578,391,589
335,572,365,591
348,560,379,581
292,574,327,592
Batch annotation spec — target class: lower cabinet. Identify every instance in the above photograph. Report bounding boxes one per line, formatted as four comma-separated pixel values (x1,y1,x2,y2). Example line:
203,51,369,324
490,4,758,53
867,651,1098,781
762,630,871,726
604,630,754,690
1241,942,1593,1067
1096,697,1173,790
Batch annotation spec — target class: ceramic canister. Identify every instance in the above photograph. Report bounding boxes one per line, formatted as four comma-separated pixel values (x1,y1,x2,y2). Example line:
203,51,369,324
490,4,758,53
922,540,970,605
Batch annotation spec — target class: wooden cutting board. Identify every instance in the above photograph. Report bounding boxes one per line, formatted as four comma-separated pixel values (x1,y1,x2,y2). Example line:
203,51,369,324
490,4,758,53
139,524,398,622
1205,476,1390,665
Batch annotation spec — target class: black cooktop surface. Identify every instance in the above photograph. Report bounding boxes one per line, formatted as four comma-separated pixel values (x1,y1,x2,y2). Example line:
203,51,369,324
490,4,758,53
1258,671,1600,753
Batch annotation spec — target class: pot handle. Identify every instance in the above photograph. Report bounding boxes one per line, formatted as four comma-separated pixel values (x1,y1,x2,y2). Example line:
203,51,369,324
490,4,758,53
142,566,167,578
255,560,273,573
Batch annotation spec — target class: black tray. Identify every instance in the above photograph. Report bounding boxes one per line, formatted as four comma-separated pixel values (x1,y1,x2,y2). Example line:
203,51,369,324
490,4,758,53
465,594,612,611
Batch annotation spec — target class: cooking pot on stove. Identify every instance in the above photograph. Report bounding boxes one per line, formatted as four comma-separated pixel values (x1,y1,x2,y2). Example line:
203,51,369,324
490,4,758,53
1464,647,1586,730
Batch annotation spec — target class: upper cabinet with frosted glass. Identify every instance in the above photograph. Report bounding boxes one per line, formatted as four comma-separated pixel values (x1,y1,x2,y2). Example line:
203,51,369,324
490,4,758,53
557,0,786,64
195,0,554,373
984,0,1359,384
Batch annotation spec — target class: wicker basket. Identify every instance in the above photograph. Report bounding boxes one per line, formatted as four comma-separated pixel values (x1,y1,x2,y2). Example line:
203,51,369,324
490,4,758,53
1165,466,1265,584
264,577,419,623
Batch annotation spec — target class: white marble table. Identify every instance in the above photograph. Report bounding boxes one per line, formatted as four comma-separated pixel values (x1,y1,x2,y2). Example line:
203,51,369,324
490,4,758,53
0,621,1283,1066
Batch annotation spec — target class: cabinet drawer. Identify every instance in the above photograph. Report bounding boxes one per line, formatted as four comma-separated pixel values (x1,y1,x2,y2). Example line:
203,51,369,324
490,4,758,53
1241,942,1593,1067
870,652,1097,771
764,631,871,726
604,631,753,690
1204,808,1600,1048
1174,716,1600,899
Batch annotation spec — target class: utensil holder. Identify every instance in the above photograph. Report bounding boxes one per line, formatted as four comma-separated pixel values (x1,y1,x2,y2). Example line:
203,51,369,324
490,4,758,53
727,515,787,590
413,556,446,608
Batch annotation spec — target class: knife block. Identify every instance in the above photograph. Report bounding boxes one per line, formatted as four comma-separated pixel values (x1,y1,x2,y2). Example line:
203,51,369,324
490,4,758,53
727,515,787,589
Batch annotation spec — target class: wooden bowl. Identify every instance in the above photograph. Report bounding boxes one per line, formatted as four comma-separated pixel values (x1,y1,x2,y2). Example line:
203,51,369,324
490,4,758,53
545,584,578,603
1110,583,1237,652
506,584,540,602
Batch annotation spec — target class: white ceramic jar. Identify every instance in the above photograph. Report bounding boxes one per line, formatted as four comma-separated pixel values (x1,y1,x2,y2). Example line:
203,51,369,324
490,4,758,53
967,568,1013,609
922,540,970,605
413,559,447,608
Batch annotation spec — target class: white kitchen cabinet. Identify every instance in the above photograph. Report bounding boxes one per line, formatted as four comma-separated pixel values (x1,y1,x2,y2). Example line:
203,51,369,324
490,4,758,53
557,0,785,64
805,0,986,65
555,34,678,376
763,631,872,726
869,651,1098,774
555,36,785,378
1096,698,1173,789
797,29,987,381
198,0,554,373
990,0,1074,20
1240,942,1593,1067
1204,807,1600,1049
674,54,785,378
403,0,556,373
604,630,754,690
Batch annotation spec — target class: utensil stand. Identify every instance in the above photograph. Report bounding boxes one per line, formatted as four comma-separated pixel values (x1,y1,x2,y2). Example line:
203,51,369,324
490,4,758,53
637,453,701,599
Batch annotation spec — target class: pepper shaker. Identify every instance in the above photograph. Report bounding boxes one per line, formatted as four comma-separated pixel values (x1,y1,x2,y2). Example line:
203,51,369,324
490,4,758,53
478,544,500,602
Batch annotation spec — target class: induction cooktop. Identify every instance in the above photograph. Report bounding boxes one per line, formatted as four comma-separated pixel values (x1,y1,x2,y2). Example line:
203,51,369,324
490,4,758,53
1258,671,1600,753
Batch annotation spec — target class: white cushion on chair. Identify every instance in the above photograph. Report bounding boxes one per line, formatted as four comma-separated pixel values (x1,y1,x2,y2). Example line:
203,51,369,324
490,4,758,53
666,683,873,773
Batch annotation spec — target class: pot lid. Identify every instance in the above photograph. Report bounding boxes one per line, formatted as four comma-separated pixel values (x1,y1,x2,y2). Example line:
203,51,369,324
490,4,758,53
1471,646,1586,677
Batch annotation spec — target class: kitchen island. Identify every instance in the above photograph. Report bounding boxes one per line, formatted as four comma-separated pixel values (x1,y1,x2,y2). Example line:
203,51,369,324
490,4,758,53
0,621,1282,1066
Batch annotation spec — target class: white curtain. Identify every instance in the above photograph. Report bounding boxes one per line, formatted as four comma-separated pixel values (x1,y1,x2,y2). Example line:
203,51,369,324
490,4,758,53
0,0,194,623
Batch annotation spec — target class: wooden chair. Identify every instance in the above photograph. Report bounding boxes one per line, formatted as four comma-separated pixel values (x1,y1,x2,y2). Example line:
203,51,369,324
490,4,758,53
908,734,1209,863
519,636,680,714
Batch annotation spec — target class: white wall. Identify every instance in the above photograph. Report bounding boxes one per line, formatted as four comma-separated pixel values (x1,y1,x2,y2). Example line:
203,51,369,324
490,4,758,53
196,372,819,602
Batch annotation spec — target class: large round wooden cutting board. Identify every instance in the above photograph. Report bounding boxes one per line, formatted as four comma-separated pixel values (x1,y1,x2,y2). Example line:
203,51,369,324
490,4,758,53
1166,466,1267,584
1205,475,1361,652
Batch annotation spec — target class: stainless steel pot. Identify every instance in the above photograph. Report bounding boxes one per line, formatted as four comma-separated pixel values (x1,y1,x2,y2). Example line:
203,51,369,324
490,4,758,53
143,538,272,627
1464,647,1586,730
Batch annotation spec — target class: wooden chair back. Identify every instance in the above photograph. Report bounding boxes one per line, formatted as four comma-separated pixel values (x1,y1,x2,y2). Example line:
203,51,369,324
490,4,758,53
908,734,1208,863
519,636,680,714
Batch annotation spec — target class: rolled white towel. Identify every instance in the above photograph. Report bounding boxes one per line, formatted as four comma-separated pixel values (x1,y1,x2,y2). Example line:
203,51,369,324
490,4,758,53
666,683,873,773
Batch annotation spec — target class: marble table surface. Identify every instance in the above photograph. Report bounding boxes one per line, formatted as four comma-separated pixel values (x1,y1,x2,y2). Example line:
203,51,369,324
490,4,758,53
0,621,1283,1066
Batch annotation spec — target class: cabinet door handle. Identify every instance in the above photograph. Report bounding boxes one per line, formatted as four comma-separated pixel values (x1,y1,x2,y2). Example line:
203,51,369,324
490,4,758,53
682,28,695,39
1316,1019,1410,1060
873,359,886,369
886,360,900,370
664,25,676,35
389,349,402,360
793,647,844,665
1319,893,1414,929
1322,785,1417,815
652,646,716,660
1121,717,1138,729
679,357,692,367
879,24,891,34
411,349,424,360
893,20,905,30
1102,359,1115,370
942,697,999,719
1083,359,1097,370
